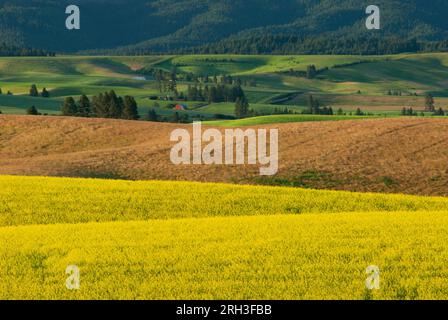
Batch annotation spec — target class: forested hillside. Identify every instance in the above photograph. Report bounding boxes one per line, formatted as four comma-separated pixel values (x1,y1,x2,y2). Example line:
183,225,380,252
1,0,448,54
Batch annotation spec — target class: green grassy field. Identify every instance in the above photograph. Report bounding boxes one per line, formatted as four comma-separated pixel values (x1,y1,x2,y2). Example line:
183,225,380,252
205,114,381,126
197,102,304,115
1,53,447,122
153,55,385,75
2,175,448,300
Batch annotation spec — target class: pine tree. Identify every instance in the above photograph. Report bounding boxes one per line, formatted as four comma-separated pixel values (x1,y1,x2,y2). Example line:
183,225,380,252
235,98,242,118
312,99,320,114
425,93,435,112
307,95,315,114
306,65,317,79
434,108,445,116
61,97,78,116
168,67,177,92
173,112,180,123
123,96,139,120
29,84,39,97
209,86,218,103
77,95,91,117
26,105,39,115
107,90,122,118
147,109,158,122
91,93,104,117
41,87,50,98
235,97,249,118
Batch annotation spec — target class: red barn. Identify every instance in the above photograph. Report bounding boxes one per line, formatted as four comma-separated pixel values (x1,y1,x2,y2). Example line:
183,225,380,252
174,104,187,111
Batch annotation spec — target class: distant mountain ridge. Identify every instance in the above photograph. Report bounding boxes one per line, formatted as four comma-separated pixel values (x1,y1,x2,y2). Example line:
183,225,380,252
1,0,448,54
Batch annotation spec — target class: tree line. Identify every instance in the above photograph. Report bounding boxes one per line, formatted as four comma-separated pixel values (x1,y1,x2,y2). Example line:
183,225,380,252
29,84,50,98
143,67,256,96
173,35,448,56
61,91,139,120
186,84,246,103
303,95,334,115
0,43,55,57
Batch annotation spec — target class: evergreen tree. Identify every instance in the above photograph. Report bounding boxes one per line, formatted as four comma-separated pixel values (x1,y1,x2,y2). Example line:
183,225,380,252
106,90,122,118
41,87,50,98
209,86,218,103
235,97,249,118
77,95,91,117
306,95,315,114
306,65,317,79
306,95,321,114
123,96,139,120
433,108,445,116
61,97,78,116
26,105,39,115
91,93,105,117
168,67,178,92
173,112,180,123
29,84,39,97
425,93,435,112
154,69,164,93
147,109,158,122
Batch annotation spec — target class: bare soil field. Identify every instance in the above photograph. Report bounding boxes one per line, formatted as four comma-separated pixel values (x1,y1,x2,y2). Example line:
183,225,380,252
1,115,448,196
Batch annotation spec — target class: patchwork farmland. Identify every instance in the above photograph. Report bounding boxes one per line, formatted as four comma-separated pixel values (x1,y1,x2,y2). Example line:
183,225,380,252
2,53,448,300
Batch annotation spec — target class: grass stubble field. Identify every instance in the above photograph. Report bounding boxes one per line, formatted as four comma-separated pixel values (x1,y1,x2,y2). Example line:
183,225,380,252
2,53,448,300
2,115,448,196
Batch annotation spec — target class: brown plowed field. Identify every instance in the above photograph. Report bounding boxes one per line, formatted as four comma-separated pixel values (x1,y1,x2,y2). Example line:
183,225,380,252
1,115,448,196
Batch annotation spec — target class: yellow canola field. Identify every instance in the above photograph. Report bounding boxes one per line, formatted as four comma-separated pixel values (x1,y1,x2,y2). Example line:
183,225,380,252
1,213,448,300
2,175,448,227
1,176,448,300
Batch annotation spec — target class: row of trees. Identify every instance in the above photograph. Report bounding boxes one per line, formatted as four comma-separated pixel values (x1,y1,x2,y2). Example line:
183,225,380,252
177,36,424,55
234,97,251,118
148,67,256,103
61,91,139,120
146,67,256,88
186,84,246,103
29,85,50,98
401,107,446,116
303,95,334,115
0,43,55,57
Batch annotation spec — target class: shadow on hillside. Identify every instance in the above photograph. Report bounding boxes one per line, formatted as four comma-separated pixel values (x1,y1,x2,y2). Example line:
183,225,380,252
58,170,132,181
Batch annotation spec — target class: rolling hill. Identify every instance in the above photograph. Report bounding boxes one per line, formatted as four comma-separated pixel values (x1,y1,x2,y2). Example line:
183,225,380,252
3,54,448,119
2,114,448,196
1,1,448,54
1,175,448,299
